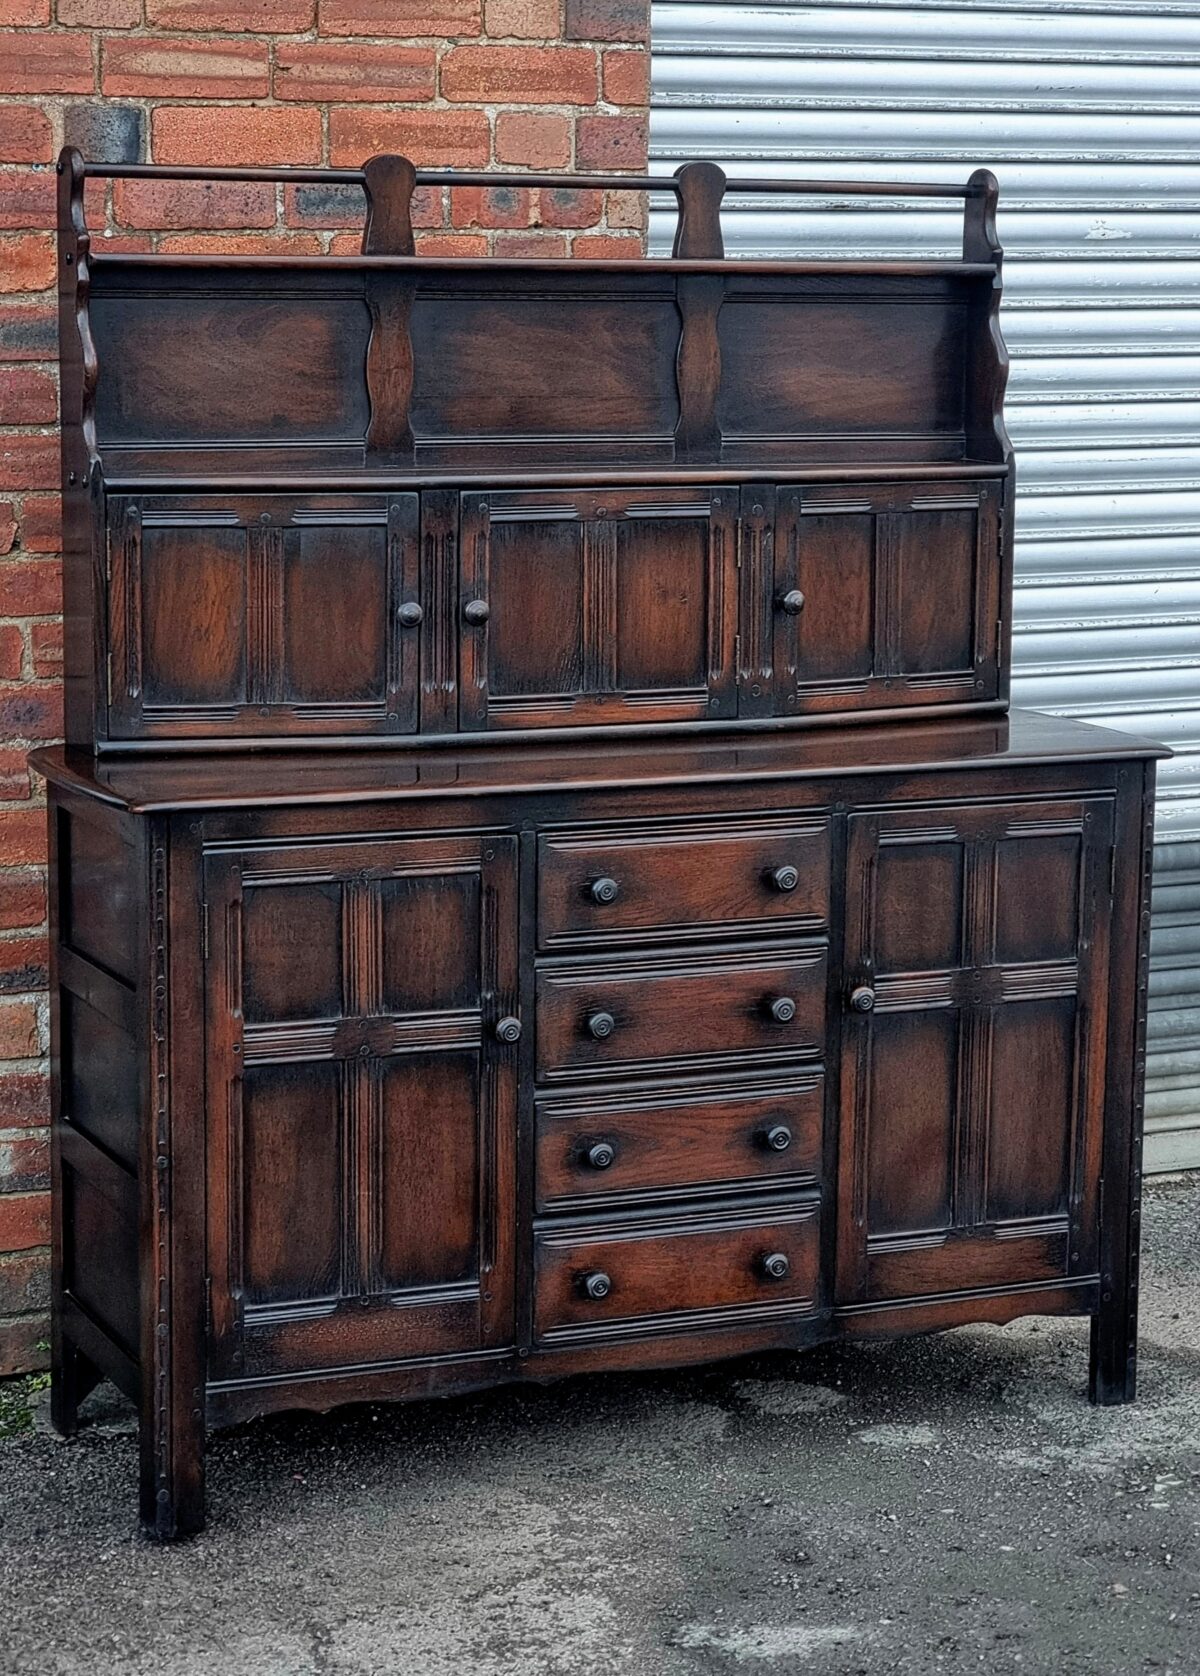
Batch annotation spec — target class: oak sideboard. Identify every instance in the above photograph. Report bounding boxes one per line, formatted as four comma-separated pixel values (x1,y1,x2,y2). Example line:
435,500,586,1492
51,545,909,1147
37,149,1166,1538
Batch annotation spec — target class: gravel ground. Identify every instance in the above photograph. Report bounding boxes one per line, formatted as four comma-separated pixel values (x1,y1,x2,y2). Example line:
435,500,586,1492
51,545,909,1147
2,1176,1198,1676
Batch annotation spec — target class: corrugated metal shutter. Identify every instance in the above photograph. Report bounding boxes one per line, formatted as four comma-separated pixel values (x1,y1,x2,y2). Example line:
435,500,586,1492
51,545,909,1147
649,0,1200,1171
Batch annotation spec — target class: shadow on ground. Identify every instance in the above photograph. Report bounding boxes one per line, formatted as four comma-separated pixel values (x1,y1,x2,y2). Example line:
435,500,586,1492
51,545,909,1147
2,1177,1199,1676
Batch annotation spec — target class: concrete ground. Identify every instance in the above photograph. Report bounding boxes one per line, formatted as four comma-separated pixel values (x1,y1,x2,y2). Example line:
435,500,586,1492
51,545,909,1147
2,1178,1199,1676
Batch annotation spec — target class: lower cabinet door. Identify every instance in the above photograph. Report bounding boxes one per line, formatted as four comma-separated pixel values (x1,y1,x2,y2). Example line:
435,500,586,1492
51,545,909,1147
836,796,1113,1306
203,833,518,1379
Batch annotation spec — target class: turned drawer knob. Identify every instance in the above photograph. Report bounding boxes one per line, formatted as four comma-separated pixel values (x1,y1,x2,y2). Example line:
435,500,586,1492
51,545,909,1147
589,876,620,905
767,995,797,1024
762,1124,792,1153
777,589,806,616
849,985,876,1014
580,1270,612,1300
463,598,490,625
760,1251,791,1281
398,601,423,628
495,1015,522,1043
586,1010,616,1040
769,864,799,893
585,1141,616,1170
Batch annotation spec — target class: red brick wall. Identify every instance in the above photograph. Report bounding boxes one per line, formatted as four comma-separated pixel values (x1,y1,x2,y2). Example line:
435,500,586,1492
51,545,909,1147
0,0,651,1376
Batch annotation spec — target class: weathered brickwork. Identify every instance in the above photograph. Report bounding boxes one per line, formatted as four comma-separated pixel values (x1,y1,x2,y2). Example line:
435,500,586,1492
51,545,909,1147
0,0,651,1374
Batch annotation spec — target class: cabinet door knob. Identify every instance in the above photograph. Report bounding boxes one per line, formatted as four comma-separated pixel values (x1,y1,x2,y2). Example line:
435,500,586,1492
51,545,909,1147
767,995,797,1024
495,1015,522,1043
760,1251,791,1281
585,1141,616,1170
398,601,423,628
463,599,490,625
586,1010,616,1040
849,985,876,1014
580,1270,611,1300
762,1124,792,1153
589,876,620,905
777,589,806,616
769,864,799,893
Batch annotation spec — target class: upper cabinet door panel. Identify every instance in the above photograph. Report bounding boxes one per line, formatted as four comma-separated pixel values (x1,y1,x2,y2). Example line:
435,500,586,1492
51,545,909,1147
744,481,1003,721
459,488,738,732
106,495,420,742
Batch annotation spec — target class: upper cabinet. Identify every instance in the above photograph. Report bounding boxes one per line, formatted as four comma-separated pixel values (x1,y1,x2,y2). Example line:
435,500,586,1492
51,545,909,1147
97,479,1005,746
63,162,1015,753
105,494,420,742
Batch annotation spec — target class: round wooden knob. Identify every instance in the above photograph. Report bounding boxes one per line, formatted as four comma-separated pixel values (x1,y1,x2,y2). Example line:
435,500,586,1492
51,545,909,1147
495,1015,522,1043
849,986,876,1013
585,1141,616,1170
777,589,806,616
586,1011,616,1040
589,877,620,905
763,1124,792,1153
767,996,797,1024
760,1252,790,1281
581,1271,611,1300
398,601,423,627
769,865,799,893
463,599,490,625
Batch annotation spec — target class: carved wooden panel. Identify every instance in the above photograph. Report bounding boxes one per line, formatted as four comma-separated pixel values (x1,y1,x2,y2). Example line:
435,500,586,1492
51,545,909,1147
409,289,680,460
717,282,970,461
458,487,738,730
763,481,1002,718
90,271,372,449
106,495,420,741
204,833,518,1379
837,797,1113,1304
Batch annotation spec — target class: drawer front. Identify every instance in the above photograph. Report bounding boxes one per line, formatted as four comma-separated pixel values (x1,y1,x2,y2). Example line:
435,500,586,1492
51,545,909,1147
535,943,826,1080
536,1070,823,1209
534,1202,820,1341
538,815,830,949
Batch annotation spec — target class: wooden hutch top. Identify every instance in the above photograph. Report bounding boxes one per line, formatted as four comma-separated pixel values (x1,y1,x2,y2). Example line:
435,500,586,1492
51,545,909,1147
57,150,1015,753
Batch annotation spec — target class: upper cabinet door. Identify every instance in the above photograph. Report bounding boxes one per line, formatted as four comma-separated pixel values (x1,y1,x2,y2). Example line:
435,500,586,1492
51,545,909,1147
739,481,1003,721
106,495,420,741
458,488,738,731
837,796,1113,1308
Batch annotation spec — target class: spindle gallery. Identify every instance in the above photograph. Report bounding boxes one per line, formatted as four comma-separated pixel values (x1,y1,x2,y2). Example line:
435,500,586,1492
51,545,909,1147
36,150,1164,1538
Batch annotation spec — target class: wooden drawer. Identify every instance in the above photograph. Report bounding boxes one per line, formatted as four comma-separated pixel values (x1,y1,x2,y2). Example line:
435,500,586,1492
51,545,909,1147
537,814,830,949
534,1201,821,1342
535,942,826,1081
536,1069,823,1209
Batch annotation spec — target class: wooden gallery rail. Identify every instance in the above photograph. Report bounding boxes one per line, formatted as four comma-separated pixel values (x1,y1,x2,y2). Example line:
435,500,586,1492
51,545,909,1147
35,150,1166,1537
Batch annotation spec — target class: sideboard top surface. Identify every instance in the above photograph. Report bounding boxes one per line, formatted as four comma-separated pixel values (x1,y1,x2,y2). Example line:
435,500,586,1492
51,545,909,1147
32,710,1169,815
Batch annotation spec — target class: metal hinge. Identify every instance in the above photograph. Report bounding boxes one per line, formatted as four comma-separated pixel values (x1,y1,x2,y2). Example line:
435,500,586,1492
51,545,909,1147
1110,842,1118,897
201,901,210,960
106,650,113,706
204,1276,212,1336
